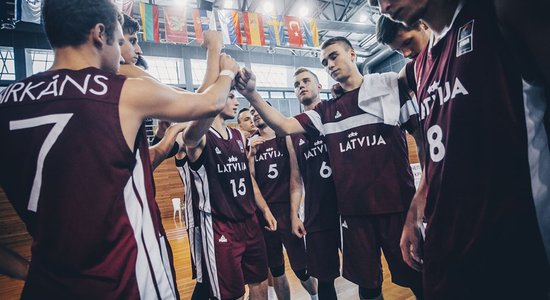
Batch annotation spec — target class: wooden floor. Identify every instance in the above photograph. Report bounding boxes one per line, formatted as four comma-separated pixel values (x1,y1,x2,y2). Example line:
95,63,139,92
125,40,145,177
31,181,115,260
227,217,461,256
0,217,415,300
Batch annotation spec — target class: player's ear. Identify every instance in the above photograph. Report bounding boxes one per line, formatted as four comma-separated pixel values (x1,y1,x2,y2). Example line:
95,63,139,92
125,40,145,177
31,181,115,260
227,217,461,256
91,23,107,49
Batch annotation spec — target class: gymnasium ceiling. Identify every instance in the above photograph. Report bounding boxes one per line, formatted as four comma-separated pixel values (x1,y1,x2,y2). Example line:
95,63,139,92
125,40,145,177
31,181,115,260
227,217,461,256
0,0,392,66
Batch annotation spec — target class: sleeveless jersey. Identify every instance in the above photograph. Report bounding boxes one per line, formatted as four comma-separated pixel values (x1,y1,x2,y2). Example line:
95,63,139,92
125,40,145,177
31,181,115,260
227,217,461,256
189,127,256,221
175,156,203,282
291,133,339,232
253,136,291,205
414,1,549,294
0,67,178,299
294,73,417,216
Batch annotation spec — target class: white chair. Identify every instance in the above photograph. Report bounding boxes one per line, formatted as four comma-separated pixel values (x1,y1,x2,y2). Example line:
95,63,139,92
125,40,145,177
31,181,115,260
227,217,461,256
172,198,182,222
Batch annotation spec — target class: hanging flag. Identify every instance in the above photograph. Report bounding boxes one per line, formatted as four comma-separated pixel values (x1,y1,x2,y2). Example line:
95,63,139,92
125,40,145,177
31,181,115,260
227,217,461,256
192,9,216,43
285,16,303,48
164,6,189,44
265,15,286,47
243,12,265,46
139,3,160,42
15,0,42,24
217,10,242,45
112,0,133,15
302,18,319,47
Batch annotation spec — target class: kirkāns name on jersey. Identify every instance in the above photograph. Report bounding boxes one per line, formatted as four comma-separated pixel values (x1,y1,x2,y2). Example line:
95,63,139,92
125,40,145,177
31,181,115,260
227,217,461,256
339,132,386,153
0,74,109,104
255,149,284,162
420,77,469,120
217,162,247,173
303,140,328,160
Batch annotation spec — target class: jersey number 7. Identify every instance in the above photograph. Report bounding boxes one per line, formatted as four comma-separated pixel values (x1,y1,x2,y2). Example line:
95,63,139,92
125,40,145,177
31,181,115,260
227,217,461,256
10,113,74,212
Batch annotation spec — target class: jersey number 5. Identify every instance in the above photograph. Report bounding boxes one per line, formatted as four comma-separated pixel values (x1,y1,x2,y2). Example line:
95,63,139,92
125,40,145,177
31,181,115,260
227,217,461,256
10,114,74,212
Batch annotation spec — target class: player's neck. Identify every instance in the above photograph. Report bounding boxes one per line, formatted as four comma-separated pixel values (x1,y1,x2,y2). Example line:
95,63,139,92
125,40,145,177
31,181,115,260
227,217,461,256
259,126,276,139
212,117,228,137
423,0,461,37
340,71,363,92
304,98,321,111
50,46,101,71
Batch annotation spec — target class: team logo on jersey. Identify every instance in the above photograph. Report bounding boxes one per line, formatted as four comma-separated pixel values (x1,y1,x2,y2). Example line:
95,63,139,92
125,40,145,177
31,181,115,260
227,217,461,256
314,140,323,146
215,147,222,155
237,140,245,153
299,139,305,146
341,220,348,229
218,235,228,243
228,156,238,162
456,20,474,57
335,111,342,119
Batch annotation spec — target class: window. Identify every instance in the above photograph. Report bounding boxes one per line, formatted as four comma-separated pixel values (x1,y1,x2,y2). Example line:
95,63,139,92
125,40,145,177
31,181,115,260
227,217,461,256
27,49,55,74
251,63,291,88
143,56,183,84
190,59,207,86
0,47,16,81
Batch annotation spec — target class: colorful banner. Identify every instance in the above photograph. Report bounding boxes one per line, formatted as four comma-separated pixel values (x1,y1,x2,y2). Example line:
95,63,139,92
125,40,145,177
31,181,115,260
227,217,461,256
164,6,189,44
15,0,42,24
217,10,242,45
139,3,160,42
302,18,319,47
265,15,286,47
285,16,303,47
112,0,134,15
243,12,265,46
192,9,216,43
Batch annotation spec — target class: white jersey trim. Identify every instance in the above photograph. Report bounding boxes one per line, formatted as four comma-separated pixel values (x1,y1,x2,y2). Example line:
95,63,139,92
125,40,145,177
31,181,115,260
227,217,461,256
522,80,550,262
123,149,177,300
323,113,383,135
191,165,212,213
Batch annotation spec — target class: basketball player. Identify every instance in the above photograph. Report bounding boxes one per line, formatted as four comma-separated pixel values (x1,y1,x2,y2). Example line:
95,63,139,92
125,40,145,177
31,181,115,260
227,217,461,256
248,106,318,300
0,0,239,298
183,86,277,299
372,0,550,298
237,107,257,139
236,37,423,300
289,67,341,300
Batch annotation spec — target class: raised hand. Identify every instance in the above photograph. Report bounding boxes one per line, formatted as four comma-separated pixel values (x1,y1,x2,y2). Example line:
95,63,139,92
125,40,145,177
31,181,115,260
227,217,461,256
219,53,240,76
201,30,223,50
235,67,257,97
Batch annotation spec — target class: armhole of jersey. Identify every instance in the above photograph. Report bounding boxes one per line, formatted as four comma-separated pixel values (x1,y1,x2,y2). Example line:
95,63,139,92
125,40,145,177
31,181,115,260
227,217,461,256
188,144,207,171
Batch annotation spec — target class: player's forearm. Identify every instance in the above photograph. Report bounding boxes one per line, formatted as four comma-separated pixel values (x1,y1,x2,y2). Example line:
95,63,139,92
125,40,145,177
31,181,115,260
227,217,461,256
183,118,214,148
250,176,269,213
244,91,302,136
196,45,222,93
196,76,233,117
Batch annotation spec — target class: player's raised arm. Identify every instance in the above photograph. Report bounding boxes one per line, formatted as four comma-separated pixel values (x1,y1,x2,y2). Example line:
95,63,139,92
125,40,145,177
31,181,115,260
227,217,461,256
236,67,306,136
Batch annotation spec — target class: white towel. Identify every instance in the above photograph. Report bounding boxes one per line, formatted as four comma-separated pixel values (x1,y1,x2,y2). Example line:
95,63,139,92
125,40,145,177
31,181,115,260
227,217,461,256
357,72,401,126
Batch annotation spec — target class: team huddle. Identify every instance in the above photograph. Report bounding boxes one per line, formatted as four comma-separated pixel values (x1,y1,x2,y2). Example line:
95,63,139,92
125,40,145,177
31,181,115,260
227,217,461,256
0,0,549,300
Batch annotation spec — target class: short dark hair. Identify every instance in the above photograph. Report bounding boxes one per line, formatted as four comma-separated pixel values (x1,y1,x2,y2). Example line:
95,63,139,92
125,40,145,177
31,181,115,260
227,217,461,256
237,108,249,123
294,67,320,84
123,14,140,35
321,36,354,51
376,15,424,45
43,0,123,48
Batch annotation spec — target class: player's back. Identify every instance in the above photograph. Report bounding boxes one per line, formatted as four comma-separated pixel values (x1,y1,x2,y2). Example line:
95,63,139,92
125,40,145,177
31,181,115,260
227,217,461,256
0,67,178,299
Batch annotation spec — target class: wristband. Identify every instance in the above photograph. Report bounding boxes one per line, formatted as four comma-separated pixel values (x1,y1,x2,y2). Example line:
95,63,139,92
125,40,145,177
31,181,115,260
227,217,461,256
220,69,235,80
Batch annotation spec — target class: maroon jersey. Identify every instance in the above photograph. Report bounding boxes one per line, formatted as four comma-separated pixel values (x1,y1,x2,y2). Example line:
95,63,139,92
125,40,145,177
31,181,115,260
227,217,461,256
294,73,417,216
189,127,256,221
0,68,178,299
291,133,339,232
253,136,290,205
414,1,549,296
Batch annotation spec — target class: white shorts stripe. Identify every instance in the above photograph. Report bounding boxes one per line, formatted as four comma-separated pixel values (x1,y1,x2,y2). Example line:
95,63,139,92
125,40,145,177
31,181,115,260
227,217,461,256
201,211,220,299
